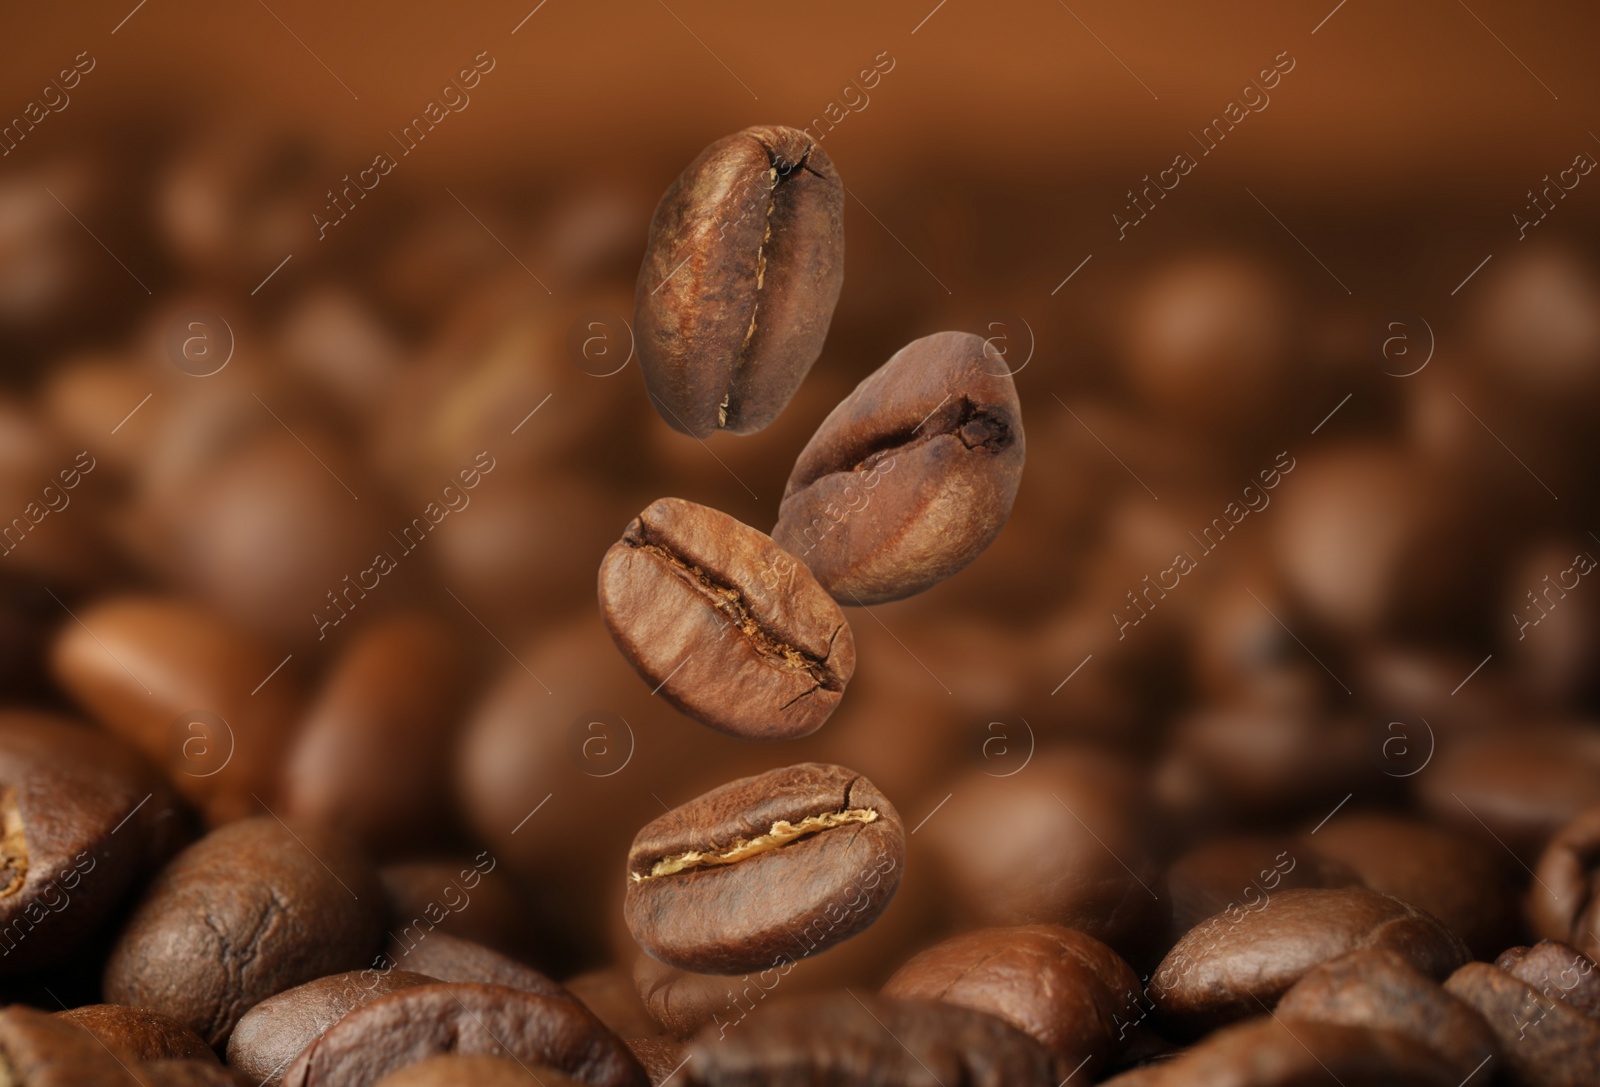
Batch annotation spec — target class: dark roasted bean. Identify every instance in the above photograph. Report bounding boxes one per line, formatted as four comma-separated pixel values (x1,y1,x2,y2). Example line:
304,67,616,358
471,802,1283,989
1445,961,1600,1087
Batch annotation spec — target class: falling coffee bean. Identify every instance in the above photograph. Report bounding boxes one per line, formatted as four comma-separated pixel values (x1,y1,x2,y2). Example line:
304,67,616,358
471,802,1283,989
774,331,1025,605
625,763,903,975
598,498,855,740
635,125,844,437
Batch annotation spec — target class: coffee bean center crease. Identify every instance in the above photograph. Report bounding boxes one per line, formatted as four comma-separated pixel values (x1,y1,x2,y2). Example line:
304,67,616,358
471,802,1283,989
632,806,878,882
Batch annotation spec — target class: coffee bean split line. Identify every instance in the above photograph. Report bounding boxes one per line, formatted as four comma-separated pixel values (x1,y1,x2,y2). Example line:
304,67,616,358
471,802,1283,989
631,807,880,882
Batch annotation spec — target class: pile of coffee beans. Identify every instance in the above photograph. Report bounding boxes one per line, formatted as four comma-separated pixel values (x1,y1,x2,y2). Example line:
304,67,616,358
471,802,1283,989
2,101,1600,1086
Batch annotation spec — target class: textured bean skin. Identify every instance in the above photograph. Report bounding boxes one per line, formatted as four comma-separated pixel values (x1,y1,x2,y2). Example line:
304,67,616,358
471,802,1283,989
682,993,1061,1087
281,982,647,1087
1527,804,1600,962
625,763,903,975
635,125,843,438
103,817,385,1048
1150,887,1469,1036
372,1055,589,1086
881,924,1139,1077
599,497,855,740
227,970,438,1087
1495,940,1600,1019
1275,948,1498,1081
1445,962,1600,1087
0,1005,141,1086
774,331,1025,605
379,931,567,997
55,1004,216,1063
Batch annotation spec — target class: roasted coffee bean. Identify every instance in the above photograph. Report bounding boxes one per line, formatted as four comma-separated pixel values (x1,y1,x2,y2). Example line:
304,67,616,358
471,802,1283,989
1275,948,1498,1081
920,748,1167,960
773,331,1025,605
1165,835,1359,937
103,816,385,1047
227,970,439,1087
380,932,567,997
1305,812,1518,959
1527,804,1600,962
1496,940,1600,1019
1418,724,1600,862
380,859,530,960
598,498,855,740
51,596,303,825
625,763,902,974
1100,1016,1459,1086
281,982,646,1087
284,616,469,856
0,1005,140,1086
1445,961,1600,1087
55,1004,215,1063
881,924,1140,1077
0,712,183,975
623,1037,686,1087
633,954,766,1040
568,966,663,1041
140,1061,251,1087
1151,887,1469,1036
371,1055,585,1086
683,992,1059,1086
634,126,843,438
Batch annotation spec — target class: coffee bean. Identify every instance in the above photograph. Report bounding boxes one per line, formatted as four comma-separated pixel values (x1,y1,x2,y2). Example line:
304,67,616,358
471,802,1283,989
140,1060,251,1087
379,931,567,998
281,982,647,1087
919,748,1167,960
1305,813,1518,960
1165,835,1360,937
284,616,470,857
371,1055,585,1086
380,860,530,960
0,1004,140,1086
1527,804,1600,963
0,712,184,976
881,924,1140,1077
1151,887,1469,1037
634,126,843,438
624,763,902,974
633,954,758,1039
103,816,385,1048
1101,1016,1459,1086
567,965,662,1041
227,970,439,1087
622,1037,685,1086
598,498,855,740
1445,961,1600,1087
1496,941,1600,1019
54,1004,215,1064
51,596,302,825
773,330,1026,604
1275,948,1498,1081
682,992,1060,1086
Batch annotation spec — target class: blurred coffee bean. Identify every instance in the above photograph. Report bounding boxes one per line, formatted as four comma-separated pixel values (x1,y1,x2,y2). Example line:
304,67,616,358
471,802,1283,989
774,331,1025,605
1275,948,1498,1081
625,763,902,974
1102,1015,1457,1086
157,125,326,281
51,596,302,825
1527,805,1600,962
42,352,158,476
1474,244,1600,404
681,992,1060,1086
227,970,438,1087
633,954,794,1039
1496,941,1600,1019
567,965,662,1040
1165,835,1359,937
380,860,529,959
1120,252,1292,435
280,982,646,1087
54,1004,216,1063
278,286,406,422
599,498,856,740
881,924,1140,1077
143,1060,252,1087
0,1004,144,1086
0,711,184,976
103,816,385,1047
380,932,565,998
0,398,118,587
624,1038,685,1087
635,126,843,437
158,430,402,647
371,1055,582,1087
1417,723,1600,862
1445,961,1600,1087
1150,888,1469,1036
283,616,470,856
1354,643,1518,735
1306,812,1517,959
1504,539,1600,709
919,748,1167,961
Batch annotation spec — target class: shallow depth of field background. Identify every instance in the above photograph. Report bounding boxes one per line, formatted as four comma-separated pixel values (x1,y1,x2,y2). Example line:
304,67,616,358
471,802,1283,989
4,0,1600,980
